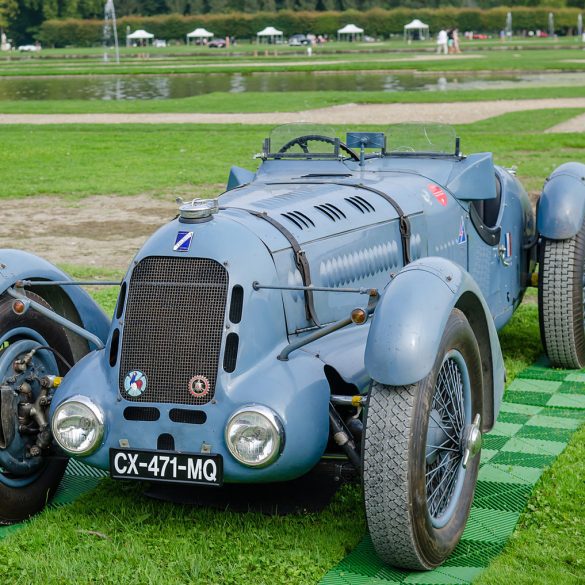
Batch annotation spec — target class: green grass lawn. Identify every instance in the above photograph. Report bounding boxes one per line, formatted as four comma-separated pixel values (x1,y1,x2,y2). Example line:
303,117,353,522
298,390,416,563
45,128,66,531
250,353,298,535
1,109,584,199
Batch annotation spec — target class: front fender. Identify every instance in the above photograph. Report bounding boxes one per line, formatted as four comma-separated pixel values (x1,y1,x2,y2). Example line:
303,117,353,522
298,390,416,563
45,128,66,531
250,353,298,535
0,250,111,352
364,257,505,430
537,162,585,240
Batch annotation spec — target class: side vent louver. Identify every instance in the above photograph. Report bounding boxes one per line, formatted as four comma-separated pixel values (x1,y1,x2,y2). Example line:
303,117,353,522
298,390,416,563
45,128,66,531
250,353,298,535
281,211,315,230
346,196,375,213
223,333,239,373
314,203,347,221
229,285,244,324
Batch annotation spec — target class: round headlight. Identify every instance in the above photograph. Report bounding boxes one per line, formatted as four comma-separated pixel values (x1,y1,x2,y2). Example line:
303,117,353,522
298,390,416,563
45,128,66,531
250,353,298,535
225,406,284,468
51,396,104,456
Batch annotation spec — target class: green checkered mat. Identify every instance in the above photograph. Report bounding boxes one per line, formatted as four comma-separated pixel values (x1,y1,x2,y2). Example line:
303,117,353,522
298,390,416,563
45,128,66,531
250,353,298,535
321,360,585,585
0,458,107,540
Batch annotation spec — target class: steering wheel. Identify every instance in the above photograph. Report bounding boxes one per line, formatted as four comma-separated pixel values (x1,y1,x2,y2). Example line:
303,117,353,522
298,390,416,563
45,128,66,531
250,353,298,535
277,134,360,161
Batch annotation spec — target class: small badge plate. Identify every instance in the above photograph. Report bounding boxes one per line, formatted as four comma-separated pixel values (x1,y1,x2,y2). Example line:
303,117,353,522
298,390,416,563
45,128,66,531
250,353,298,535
174,231,194,252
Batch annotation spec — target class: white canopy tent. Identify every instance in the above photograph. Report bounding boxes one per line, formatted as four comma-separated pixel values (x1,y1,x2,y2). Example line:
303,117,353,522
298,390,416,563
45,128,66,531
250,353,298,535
403,19,429,41
256,26,283,44
337,24,364,42
186,27,214,45
127,29,154,45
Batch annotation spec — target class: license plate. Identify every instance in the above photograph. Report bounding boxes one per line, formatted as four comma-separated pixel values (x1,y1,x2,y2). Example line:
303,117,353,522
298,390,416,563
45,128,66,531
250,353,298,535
109,448,223,486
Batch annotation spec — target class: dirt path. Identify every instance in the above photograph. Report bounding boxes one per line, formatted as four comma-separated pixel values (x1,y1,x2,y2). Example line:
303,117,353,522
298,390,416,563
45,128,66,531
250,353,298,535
2,97,585,126
546,111,585,132
0,195,177,270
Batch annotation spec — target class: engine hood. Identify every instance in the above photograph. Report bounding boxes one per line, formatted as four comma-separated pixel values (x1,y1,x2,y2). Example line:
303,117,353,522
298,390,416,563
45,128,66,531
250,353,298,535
219,171,433,251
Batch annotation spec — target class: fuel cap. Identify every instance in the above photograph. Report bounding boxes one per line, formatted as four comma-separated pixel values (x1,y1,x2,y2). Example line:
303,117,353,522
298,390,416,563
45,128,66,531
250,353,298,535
177,198,219,221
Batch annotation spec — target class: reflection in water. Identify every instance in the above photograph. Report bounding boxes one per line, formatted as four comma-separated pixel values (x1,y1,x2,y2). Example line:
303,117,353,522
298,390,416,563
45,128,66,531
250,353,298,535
229,73,245,93
0,71,583,101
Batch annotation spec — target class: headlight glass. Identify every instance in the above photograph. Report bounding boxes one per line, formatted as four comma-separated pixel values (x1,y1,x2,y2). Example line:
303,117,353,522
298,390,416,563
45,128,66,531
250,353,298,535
51,397,104,455
225,407,283,467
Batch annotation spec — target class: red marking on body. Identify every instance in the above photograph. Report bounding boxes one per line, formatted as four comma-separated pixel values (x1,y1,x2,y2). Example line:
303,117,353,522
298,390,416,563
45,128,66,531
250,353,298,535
428,184,448,206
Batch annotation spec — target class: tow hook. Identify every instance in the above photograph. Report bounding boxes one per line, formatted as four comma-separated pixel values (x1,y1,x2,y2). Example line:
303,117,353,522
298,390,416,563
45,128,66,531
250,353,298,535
462,413,482,469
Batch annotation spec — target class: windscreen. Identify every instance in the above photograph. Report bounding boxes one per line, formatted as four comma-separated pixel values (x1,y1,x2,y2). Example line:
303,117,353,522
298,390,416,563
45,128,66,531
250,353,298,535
386,124,457,155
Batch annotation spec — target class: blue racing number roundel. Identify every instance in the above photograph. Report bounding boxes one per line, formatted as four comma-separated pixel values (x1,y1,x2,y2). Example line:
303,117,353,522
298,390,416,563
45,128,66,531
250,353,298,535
124,370,148,397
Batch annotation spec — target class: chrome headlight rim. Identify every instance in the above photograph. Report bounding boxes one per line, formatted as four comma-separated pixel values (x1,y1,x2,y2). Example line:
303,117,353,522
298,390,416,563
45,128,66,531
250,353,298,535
51,395,105,456
225,405,284,468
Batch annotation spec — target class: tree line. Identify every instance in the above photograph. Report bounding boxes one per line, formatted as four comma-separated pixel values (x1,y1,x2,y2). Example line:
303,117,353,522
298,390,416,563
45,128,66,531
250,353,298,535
2,0,584,44
31,7,585,47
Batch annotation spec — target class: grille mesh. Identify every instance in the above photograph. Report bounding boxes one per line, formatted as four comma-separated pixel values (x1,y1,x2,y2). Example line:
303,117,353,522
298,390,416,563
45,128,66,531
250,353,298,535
119,257,228,405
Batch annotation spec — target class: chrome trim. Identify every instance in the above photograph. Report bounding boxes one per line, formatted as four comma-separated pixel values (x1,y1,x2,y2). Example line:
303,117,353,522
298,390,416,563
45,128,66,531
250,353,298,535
51,395,105,456
224,404,284,468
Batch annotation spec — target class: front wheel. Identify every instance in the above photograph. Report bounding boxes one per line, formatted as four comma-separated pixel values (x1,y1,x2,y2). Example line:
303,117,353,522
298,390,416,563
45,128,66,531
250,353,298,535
0,292,74,524
362,309,483,569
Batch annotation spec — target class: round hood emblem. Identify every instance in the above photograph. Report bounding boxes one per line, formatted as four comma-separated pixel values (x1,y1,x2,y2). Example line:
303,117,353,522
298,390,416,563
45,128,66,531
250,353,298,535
125,370,147,397
189,375,210,398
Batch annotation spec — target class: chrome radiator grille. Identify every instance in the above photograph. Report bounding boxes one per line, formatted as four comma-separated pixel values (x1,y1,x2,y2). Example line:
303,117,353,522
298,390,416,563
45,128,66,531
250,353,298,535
119,257,228,405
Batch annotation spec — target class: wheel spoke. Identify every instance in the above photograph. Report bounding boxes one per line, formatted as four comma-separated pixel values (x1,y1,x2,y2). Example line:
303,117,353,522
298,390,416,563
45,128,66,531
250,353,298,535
433,461,462,514
445,360,465,431
426,443,460,454
434,371,460,431
429,412,458,444
427,460,459,509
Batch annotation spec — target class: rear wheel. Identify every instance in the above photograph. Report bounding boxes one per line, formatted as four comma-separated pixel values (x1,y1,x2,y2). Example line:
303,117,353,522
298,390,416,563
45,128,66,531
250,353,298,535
0,292,74,524
539,221,585,369
362,309,482,569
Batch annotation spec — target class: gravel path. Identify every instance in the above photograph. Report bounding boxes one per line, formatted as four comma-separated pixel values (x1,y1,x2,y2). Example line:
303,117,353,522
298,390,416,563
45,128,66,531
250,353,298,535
2,97,585,126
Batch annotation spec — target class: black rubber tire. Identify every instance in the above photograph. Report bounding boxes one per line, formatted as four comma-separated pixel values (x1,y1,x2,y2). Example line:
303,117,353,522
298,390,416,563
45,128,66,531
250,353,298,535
538,222,585,369
362,309,482,570
0,292,73,524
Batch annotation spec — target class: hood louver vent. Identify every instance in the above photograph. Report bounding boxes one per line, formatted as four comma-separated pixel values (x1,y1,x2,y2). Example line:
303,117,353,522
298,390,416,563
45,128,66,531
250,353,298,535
314,203,347,222
345,196,375,213
281,211,315,230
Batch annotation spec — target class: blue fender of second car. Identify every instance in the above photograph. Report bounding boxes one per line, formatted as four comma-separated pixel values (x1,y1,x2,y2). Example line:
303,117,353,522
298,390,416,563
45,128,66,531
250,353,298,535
364,257,505,428
537,162,585,240
0,249,111,347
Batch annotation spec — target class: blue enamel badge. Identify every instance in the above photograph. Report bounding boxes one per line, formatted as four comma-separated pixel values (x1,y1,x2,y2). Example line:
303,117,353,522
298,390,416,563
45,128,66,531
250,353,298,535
174,231,193,252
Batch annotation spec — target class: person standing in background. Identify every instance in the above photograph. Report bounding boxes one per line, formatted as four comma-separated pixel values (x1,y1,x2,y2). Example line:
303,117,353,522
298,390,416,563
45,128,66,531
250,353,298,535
437,29,448,54
452,28,461,53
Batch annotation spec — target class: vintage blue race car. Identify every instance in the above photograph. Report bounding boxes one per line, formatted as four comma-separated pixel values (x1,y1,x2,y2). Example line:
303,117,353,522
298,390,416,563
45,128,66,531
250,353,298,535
1,123,584,570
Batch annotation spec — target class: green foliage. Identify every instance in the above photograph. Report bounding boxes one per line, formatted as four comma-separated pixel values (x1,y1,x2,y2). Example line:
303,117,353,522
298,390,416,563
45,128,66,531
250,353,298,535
32,6,585,47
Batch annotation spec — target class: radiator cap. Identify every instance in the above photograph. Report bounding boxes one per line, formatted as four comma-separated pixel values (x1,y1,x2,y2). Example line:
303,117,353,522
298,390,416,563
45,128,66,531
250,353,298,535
178,198,219,221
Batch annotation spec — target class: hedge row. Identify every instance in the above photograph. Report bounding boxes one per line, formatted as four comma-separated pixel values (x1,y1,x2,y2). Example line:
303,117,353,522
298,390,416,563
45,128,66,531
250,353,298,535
39,7,585,47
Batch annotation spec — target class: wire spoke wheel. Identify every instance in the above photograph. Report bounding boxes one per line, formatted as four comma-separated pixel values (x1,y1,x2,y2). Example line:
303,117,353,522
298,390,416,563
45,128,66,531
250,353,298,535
363,309,482,570
425,351,470,528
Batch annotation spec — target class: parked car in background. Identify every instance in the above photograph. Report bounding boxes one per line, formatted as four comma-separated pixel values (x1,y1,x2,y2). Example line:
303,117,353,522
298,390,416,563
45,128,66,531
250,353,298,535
17,44,40,52
289,34,310,46
207,38,226,48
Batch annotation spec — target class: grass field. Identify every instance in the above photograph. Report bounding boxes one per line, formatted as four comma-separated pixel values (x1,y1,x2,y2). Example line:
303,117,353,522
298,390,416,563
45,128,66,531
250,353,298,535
1,109,584,199
1,45,585,76
0,110,583,583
